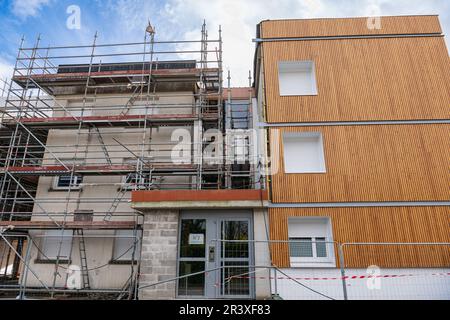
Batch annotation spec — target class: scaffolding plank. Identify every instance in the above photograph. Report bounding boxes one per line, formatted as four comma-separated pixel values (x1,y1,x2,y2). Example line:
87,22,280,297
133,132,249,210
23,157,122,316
2,114,219,129
0,220,138,230
12,68,220,88
0,163,208,175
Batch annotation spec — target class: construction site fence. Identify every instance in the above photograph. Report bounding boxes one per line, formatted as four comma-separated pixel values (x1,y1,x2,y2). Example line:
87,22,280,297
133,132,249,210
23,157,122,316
2,235,448,300
141,240,450,300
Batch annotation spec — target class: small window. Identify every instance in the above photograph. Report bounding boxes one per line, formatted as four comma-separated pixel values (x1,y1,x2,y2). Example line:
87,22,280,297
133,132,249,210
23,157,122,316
40,230,73,261
278,61,317,96
54,175,83,189
283,132,326,173
288,217,334,267
112,230,142,262
289,237,327,258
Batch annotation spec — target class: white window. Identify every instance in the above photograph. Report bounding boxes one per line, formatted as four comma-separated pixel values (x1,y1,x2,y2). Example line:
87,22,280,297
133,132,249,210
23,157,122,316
40,230,73,260
112,230,142,262
283,132,326,173
278,61,317,96
53,175,83,190
52,159,83,190
288,217,335,267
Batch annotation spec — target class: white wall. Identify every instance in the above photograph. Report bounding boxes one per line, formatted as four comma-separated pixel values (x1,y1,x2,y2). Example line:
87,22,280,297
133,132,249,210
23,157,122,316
253,209,271,299
272,268,450,300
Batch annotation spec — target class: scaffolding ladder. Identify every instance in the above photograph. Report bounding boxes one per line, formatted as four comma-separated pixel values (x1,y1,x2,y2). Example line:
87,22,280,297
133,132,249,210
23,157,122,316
93,126,112,166
75,229,90,289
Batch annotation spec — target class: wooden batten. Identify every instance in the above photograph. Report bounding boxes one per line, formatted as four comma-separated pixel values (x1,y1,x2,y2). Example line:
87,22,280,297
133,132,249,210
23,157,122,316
269,206,450,268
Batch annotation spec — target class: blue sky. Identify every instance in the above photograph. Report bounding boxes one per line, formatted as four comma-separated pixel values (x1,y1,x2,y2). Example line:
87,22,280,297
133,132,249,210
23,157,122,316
0,0,449,86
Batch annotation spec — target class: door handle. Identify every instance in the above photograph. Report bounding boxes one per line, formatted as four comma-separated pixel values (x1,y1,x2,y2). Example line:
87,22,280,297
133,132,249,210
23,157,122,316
208,245,215,262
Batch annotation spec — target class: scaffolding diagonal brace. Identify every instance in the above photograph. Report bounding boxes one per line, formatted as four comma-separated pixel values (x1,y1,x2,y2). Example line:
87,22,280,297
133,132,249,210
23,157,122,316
5,171,62,228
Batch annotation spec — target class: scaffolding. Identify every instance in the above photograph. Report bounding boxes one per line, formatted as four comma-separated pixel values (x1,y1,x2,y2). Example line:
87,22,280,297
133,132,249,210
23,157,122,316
0,21,257,299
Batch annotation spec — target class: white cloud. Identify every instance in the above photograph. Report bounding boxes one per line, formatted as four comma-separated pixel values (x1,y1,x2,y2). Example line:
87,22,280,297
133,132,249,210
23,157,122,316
0,58,14,81
159,0,446,86
161,0,331,86
11,0,52,19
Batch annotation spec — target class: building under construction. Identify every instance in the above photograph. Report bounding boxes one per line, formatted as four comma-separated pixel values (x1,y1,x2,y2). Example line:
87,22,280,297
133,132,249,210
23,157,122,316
0,22,267,299
1,15,449,301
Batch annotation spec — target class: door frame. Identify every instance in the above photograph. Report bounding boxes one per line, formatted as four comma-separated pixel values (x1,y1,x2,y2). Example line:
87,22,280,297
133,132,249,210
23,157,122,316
177,210,255,299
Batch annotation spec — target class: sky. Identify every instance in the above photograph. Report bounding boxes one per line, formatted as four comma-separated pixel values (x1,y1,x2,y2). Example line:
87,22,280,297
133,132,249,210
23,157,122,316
0,0,449,86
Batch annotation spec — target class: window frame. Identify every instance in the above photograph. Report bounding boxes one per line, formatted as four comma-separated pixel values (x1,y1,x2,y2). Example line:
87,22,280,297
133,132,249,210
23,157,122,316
282,132,327,174
288,217,335,268
288,236,329,261
278,60,318,96
52,158,83,190
53,175,83,190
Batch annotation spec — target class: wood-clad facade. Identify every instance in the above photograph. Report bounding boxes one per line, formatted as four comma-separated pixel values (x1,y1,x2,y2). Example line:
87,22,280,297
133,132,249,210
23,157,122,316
269,206,450,268
255,15,450,269
261,36,450,122
271,124,450,203
260,15,442,39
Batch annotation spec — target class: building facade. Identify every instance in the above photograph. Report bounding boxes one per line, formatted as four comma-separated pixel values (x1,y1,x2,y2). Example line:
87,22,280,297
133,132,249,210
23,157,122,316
254,15,450,299
0,15,449,300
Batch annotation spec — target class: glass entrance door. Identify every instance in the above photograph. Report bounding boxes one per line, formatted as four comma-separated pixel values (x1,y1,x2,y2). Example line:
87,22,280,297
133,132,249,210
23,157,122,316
178,218,207,296
177,211,254,299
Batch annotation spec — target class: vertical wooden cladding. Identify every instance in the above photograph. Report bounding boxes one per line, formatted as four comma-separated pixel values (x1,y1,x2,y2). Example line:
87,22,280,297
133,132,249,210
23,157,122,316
260,15,442,38
261,36,450,123
269,207,450,268
262,16,450,270
271,124,450,203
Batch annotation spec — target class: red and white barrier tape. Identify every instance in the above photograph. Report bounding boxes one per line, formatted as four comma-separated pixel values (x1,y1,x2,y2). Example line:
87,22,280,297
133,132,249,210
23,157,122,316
230,272,450,281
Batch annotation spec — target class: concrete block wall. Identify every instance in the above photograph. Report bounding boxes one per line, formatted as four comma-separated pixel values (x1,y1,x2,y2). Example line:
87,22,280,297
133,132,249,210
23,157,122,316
139,209,179,300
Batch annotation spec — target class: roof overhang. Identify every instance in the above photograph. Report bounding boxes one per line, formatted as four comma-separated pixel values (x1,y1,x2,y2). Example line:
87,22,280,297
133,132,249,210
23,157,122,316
131,189,268,210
